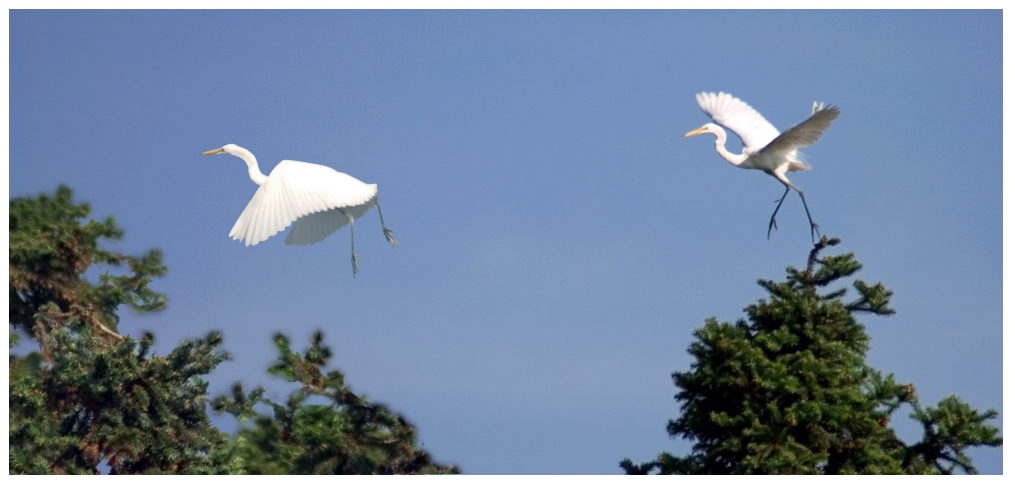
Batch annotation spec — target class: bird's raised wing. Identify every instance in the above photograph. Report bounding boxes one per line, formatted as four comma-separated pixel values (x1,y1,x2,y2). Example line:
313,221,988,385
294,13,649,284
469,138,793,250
229,160,378,246
696,92,780,152
760,104,840,159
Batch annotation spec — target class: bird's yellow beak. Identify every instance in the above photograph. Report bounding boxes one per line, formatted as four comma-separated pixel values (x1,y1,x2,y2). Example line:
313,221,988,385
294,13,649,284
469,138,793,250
202,148,224,156
684,126,707,138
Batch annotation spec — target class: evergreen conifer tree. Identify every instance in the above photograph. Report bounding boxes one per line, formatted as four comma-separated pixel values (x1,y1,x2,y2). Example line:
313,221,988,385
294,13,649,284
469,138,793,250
9,186,456,474
9,185,231,473
621,238,1001,474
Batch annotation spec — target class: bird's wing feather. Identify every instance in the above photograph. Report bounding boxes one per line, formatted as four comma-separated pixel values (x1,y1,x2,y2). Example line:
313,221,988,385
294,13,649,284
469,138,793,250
761,105,840,159
284,202,376,246
229,160,378,246
696,92,780,152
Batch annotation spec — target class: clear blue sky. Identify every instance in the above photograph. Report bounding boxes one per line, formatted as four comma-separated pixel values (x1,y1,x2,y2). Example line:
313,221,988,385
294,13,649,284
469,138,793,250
9,10,1002,474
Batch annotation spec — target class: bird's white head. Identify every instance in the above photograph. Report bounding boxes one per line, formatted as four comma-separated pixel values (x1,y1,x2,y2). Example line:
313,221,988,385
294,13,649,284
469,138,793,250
684,123,722,138
201,143,243,156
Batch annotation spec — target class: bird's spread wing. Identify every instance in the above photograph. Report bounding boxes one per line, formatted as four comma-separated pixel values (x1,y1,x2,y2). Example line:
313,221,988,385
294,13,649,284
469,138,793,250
696,92,780,152
760,104,840,159
229,160,378,246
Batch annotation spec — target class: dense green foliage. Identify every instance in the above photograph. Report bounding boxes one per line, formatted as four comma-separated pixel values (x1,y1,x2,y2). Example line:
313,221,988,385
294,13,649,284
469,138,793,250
9,186,456,474
213,332,458,474
9,185,167,343
621,238,1002,474
9,329,232,474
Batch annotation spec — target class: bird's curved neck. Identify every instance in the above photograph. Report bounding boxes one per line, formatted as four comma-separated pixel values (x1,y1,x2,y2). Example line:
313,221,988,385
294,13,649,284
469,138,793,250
712,129,749,167
232,147,268,185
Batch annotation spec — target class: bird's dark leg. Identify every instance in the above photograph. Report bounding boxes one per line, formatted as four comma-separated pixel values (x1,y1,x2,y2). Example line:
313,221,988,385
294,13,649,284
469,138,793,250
796,189,821,243
340,209,361,277
375,198,399,251
768,186,791,240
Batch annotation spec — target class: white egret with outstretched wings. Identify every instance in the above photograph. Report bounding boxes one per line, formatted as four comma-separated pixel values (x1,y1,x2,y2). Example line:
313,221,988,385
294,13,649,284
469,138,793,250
685,92,840,241
202,144,398,276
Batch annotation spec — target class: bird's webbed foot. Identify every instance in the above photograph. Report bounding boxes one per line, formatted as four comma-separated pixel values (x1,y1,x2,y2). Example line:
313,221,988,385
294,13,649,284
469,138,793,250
383,226,399,251
767,216,779,240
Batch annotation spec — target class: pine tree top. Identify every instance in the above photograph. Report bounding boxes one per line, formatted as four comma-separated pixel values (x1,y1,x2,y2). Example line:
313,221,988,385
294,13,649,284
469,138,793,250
622,237,1001,475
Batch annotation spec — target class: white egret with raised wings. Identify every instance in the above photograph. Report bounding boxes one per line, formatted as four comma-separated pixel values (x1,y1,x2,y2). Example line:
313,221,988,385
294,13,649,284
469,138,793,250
202,144,398,276
684,92,840,241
